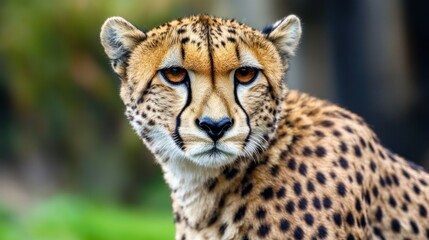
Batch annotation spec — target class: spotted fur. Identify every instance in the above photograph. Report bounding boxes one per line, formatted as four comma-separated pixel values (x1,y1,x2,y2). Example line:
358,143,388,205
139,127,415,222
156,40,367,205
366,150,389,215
101,15,429,240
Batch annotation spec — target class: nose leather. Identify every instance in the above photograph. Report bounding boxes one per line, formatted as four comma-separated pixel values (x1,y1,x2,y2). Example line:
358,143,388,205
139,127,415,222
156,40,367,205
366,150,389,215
196,117,233,141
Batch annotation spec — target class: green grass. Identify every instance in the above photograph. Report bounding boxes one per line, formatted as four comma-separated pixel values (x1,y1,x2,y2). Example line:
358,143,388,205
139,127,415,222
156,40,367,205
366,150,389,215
0,196,174,240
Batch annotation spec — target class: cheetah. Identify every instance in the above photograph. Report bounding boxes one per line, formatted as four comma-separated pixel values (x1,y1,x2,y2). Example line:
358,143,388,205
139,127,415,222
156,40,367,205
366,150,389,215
100,14,429,239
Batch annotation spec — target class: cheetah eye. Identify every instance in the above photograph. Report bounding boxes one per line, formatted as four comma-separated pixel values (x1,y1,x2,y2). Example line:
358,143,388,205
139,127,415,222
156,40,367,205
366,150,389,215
160,67,188,84
234,67,259,84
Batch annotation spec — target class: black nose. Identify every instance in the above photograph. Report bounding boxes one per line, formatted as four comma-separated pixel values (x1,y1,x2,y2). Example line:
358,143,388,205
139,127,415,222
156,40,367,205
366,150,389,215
196,117,233,141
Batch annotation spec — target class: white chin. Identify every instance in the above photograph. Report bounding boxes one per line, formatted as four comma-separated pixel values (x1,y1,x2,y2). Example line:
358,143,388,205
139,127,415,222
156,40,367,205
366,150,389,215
187,145,238,168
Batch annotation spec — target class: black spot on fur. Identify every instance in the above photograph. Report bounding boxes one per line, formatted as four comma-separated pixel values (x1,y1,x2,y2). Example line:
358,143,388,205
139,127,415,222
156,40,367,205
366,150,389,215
353,145,362,157
256,207,267,219
302,147,313,156
346,212,355,226
227,37,236,43
298,198,308,210
375,206,383,222
177,28,186,34
320,120,334,127
391,219,401,233
337,182,346,197
224,168,239,180
419,204,427,217
315,146,327,157
257,224,271,237
323,196,332,209
307,181,315,192
285,201,295,214
233,205,246,222
410,220,419,234
219,223,227,236
288,158,297,170
313,196,322,210
293,226,304,240
276,187,286,198
304,213,314,226
241,183,253,196
333,213,342,226
318,225,328,239
298,163,307,176
279,218,290,232
316,172,327,185
270,165,280,176
261,187,274,200
293,182,302,196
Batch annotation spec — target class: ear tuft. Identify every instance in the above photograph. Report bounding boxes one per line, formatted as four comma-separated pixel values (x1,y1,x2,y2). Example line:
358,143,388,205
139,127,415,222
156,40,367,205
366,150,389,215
264,15,302,61
100,17,146,79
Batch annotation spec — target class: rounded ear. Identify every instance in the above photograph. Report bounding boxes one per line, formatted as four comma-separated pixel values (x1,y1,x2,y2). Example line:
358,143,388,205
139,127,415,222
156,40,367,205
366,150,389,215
100,17,146,79
263,15,302,62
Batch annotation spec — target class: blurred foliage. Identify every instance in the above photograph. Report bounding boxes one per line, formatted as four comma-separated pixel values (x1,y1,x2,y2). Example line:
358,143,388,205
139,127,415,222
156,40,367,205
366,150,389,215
0,0,188,238
0,0,184,197
0,195,174,240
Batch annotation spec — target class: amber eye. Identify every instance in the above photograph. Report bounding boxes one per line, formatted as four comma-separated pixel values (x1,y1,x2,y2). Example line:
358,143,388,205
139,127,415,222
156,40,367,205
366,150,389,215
234,67,259,84
160,67,188,83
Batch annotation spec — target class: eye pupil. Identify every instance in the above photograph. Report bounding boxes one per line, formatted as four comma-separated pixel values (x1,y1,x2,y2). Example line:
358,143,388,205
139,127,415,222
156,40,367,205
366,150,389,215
170,68,180,76
235,67,258,84
239,68,249,76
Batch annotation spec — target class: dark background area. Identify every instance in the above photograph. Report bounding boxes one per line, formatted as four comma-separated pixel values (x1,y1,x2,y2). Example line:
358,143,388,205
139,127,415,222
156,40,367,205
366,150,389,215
0,1,428,239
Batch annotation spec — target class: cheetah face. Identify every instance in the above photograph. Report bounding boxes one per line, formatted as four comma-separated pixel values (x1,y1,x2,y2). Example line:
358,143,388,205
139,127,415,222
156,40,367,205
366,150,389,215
101,15,301,168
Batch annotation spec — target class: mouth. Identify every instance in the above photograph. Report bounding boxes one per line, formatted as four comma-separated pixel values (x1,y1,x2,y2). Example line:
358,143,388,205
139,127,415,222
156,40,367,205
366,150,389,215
183,141,242,168
189,143,236,159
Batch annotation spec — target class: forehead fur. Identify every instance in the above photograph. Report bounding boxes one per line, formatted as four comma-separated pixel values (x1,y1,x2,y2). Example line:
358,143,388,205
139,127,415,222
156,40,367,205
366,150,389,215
129,15,285,96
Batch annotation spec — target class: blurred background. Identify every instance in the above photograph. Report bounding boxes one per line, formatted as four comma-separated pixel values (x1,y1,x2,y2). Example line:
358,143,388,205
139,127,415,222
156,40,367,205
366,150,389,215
0,0,428,239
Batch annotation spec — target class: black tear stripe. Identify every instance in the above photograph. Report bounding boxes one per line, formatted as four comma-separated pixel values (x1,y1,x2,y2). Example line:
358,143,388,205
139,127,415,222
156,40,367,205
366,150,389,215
173,77,192,150
234,71,275,152
234,80,252,150
232,45,251,150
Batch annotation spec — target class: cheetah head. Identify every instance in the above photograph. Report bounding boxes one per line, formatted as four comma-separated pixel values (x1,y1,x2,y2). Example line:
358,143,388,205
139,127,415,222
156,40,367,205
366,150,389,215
100,15,301,169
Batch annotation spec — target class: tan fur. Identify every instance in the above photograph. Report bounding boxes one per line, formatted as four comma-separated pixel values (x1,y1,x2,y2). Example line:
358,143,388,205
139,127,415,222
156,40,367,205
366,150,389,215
101,15,429,240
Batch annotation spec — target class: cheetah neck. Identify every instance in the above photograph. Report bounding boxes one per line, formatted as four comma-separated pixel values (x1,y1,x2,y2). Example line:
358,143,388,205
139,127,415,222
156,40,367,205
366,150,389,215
160,153,258,232
161,156,225,227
